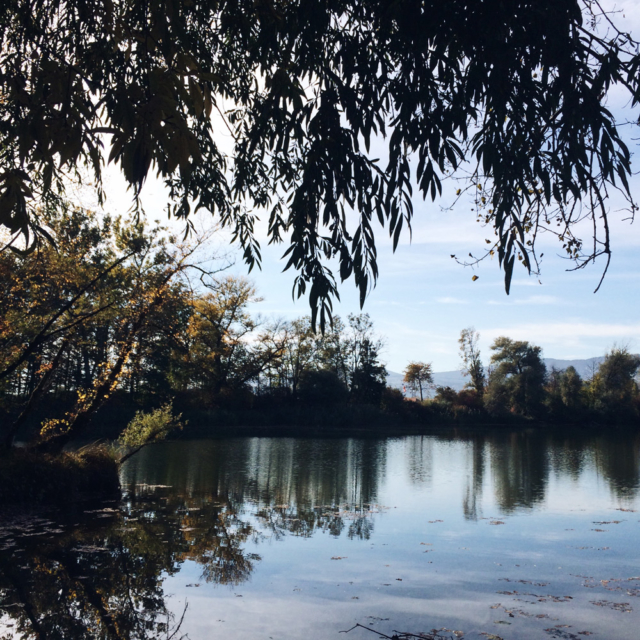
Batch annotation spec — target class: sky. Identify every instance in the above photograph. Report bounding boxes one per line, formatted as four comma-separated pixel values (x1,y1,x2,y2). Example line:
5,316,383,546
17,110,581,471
46,0,640,374
101,153,640,376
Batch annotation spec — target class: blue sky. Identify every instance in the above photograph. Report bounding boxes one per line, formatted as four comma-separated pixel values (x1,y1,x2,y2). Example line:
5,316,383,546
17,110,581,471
235,200,640,373
107,166,640,373
96,0,640,373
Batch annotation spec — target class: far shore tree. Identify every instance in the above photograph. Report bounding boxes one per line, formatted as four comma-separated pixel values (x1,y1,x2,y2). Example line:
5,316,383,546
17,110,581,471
587,347,640,420
403,362,433,402
459,328,485,396
345,314,387,404
484,337,546,417
546,365,584,418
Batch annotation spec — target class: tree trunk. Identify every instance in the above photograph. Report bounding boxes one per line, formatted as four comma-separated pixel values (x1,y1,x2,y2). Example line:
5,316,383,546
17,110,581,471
2,335,72,449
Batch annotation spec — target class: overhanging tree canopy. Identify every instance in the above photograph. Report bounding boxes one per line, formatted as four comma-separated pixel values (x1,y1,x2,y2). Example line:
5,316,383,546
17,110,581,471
2,0,639,327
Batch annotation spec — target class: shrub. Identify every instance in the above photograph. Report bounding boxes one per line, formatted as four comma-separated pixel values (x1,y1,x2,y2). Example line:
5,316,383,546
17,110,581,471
118,402,184,463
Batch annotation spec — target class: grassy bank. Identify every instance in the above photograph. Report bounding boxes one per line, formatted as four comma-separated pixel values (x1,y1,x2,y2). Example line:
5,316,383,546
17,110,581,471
0,446,121,505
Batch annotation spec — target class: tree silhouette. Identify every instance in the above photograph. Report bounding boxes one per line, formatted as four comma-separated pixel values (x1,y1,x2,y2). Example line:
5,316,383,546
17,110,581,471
2,0,639,325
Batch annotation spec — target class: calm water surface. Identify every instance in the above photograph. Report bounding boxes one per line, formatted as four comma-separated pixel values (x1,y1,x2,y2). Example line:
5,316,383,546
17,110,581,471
2,430,640,639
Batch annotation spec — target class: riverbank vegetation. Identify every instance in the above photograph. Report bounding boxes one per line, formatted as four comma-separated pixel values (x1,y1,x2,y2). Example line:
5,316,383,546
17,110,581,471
0,445,120,504
1,207,638,459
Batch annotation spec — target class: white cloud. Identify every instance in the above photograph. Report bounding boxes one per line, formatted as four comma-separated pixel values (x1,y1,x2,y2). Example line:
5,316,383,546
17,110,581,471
487,295,560,306
483,322,640,351
509,278,544,287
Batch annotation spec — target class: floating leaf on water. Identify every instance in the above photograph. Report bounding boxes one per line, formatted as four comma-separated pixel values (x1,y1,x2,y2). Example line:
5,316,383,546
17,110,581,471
544,628,582,640
73,544,108,553
497,590,571,603
500,579,549,586
590,600,631,612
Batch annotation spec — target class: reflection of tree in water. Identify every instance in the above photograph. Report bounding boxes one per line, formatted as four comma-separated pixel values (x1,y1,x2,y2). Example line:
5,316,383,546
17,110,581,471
246,439,385,540
482,430,640,512
462,434,485,521
543,431,640,500
245,438,385,509
590,433,640,500
489,431,549,512
122,437,387,541
254,502,378,541
0,491,260,639
122,433,640,535
173,497,261,586
429,430,548,516
403,436,433,486
547,434,587,481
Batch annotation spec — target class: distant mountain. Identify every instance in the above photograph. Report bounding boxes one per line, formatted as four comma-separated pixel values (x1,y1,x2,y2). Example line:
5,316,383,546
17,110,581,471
386,369,466,395
387,355,614,396
543,357,605,378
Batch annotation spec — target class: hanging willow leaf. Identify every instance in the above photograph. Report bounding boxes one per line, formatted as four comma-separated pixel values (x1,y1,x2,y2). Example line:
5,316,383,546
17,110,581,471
1,0,638,323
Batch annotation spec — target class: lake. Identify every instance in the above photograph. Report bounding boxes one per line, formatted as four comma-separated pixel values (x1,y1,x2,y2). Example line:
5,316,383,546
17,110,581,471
1,429,640,639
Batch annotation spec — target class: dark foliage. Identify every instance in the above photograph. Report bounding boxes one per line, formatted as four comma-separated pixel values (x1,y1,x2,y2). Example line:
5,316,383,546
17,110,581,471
2,1,639,325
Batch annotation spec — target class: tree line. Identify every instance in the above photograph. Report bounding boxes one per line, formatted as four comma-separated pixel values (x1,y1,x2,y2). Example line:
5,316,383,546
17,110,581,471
404,329,640,425
1,206,638,452
0,207,390,449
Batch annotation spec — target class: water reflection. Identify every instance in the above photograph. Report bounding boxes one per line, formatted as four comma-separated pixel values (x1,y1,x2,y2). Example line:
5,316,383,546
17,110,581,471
0,492,260,639
462,434,485,521
489,431,549,512
1,430,640,639
589,433,640,498
121,432,640,518
122,438,387,528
